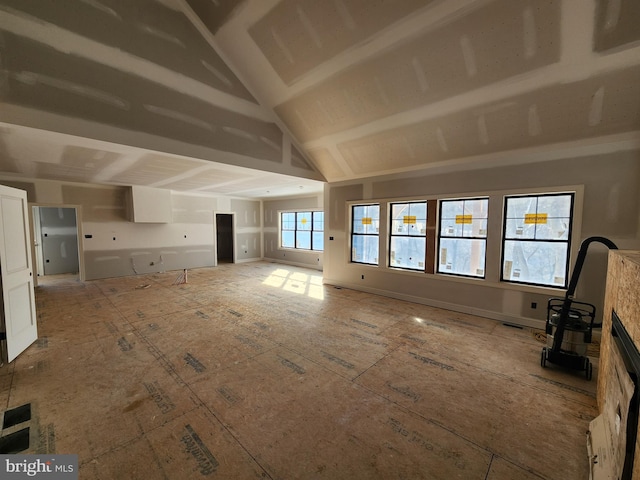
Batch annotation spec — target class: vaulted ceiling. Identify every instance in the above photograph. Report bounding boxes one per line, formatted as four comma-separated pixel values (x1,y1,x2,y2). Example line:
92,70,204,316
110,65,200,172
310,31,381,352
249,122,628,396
0,0,639,198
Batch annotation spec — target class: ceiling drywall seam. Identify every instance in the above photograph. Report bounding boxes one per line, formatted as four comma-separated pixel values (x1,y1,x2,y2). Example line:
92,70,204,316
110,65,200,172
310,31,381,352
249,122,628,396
281,135,292,168
225,0,493,105
0,9,273,123
326,144,353,178
559,0,596,79
459,35,478,78
176,0,326,181
300,41,640,152
148,163,221,188
0,127,63,173
320,131,640,182
560,0,606,134
91,154,148,184
193,0,286,95
527,105,542,138
206,1,497,181
0,103,324,185
588,86,606,127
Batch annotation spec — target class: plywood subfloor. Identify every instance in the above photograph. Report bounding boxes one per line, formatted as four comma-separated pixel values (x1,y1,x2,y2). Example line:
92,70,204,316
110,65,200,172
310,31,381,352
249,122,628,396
0,262,597,479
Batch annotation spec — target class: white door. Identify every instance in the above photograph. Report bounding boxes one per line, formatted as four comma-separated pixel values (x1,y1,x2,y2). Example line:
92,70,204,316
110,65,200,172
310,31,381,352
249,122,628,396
0,185,38,362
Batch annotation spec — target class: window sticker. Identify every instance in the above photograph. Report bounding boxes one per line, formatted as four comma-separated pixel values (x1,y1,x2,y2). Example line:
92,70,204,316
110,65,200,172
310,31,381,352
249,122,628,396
524,213,548,224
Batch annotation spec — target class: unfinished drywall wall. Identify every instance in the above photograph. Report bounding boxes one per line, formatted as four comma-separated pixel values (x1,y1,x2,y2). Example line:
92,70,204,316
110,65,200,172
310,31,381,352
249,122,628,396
230,198,262,262
66,184,218,279
323,151,640,328
0,178,266,280
263,193,323,269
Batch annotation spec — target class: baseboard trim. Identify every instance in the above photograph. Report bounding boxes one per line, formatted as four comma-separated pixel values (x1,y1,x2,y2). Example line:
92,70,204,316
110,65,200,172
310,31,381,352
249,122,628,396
264,257,323,271
322,278,546,330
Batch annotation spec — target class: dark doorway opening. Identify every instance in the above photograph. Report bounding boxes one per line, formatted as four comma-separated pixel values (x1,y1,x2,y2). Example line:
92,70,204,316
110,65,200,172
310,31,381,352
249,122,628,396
216,214,234,264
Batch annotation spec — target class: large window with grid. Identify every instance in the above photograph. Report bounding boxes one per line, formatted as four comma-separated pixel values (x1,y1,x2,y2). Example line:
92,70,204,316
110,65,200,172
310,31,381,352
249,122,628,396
501,193,574,287
389,201,427,271
438,197,489,278
351,204,380,265
281,211,324,251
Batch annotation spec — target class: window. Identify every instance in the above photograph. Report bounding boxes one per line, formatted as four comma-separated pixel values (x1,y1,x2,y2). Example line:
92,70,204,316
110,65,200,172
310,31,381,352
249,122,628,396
351,204,380,265
389,201,427,270
501,193,574,287
280,211,324,251
438,198,488,278
312,212,324,251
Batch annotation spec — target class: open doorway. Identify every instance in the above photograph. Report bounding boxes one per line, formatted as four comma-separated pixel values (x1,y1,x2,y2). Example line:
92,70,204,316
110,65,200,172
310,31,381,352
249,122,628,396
32,206,80,279
215,213,234,264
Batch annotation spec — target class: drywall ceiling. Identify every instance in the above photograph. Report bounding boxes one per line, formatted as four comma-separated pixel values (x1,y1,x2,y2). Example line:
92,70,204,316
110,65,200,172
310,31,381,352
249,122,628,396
0,0,639,198
0,123,323,197
0,0,324,198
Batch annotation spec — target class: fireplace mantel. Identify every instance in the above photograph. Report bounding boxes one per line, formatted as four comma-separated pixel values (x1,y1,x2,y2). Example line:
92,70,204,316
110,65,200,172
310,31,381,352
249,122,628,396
596,250,640,478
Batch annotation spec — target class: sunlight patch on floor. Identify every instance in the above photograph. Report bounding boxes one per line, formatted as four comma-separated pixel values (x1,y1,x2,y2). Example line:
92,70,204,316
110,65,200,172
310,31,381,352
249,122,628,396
262,267,324,300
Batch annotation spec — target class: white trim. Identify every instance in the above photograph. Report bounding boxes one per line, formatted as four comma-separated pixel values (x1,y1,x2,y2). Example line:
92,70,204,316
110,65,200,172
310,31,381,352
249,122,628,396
323,278,546,330
347,203,382,266
235,257,262,264
344,184,584,295
500,190,582,289
277,209,325,252
266,257,323,272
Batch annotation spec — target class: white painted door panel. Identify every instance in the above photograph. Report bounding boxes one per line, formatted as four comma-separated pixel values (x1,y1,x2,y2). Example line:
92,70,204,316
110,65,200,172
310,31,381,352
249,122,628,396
0,185,38,362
